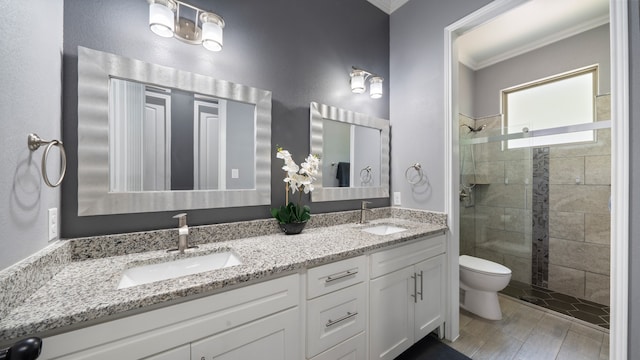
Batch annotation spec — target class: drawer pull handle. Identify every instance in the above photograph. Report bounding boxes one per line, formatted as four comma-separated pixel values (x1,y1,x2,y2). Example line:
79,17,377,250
417,270,423,301
411,273,417,303
326,311,358,327
325,270,357,283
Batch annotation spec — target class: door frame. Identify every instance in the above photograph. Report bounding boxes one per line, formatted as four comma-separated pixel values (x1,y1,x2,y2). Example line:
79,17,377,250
443,1,629,359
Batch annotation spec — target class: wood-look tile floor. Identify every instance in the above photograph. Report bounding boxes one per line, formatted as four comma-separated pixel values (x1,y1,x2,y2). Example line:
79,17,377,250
445,295,609,360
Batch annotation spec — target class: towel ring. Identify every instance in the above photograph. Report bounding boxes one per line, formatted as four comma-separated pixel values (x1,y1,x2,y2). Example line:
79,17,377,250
359,166,372,183
28,133,67,188
405,163,424,185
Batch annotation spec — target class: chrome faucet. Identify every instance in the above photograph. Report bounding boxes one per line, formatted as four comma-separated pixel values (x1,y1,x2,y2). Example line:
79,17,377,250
169,213,197,253
360,201,373,224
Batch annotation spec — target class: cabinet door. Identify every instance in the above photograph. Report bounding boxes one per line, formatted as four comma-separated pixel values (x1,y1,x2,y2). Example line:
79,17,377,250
414,254,445,340
143,344,190,360
369,266,415,360
191,307,300,360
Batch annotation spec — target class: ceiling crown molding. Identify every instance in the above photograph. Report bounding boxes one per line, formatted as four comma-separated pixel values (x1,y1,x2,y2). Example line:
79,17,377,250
461,14,610,70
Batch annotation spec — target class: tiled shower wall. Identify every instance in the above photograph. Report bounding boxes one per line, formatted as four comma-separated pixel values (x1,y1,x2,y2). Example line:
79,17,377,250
459,95,611,306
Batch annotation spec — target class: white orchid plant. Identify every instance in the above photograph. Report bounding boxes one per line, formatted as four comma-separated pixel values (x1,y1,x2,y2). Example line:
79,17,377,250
271,147,320,224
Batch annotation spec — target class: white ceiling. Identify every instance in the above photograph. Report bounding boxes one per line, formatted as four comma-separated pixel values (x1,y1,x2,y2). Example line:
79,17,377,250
367,0,610,71
457,0,610,70
366,0,409,14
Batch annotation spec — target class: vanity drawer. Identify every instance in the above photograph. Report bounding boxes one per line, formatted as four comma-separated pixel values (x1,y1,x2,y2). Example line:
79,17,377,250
310,331,366,360
307,256,366,299
306,282,366,358
370,233,446,278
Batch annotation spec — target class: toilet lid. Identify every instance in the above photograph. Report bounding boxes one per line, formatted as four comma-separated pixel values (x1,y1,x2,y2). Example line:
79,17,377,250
459,255,511,275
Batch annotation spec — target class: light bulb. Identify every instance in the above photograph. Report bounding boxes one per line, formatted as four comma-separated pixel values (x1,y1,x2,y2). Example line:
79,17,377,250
369,76,383,99
201,13,225,52
149,0,176,38
350,70,366,94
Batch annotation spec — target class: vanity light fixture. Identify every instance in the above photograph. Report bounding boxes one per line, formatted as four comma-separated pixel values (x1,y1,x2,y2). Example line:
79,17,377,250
147,0,225,52
350,66,384,99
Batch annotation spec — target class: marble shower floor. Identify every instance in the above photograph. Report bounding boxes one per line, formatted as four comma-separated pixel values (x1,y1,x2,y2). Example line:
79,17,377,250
500,280,610,329
446,295,609,360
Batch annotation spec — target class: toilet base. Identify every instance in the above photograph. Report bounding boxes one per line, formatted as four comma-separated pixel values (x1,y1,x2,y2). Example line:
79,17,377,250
460,282,503,320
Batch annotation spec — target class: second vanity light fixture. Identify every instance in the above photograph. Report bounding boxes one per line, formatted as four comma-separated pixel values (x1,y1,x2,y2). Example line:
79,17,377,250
147,0,225,52
350,66,384,99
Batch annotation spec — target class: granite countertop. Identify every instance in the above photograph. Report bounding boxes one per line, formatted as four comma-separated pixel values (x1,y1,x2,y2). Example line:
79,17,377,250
0,209,447,343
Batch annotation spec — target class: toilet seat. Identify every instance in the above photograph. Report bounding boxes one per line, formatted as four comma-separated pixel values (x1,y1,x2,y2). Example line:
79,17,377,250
459,255,511,276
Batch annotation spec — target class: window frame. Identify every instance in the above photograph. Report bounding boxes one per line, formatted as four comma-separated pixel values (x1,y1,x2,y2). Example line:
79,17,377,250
501,65,599,149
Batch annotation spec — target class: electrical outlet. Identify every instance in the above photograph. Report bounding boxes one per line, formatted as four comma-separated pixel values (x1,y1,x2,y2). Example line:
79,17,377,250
48,208,58,241
393,192,401,206
232,169,239,179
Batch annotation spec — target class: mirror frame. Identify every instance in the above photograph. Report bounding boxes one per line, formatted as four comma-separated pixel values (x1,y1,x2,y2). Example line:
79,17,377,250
310,101,390,202
77,46,272,216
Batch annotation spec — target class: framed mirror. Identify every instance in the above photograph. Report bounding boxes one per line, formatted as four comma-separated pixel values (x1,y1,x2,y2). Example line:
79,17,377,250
310,102,390,202
77,46,272,216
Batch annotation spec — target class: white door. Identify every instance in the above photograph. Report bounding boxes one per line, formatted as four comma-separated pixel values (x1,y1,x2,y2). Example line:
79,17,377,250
143,96,171,191
190,308,300,360
194,100,226,190
369,266,415,360
414,255,446,340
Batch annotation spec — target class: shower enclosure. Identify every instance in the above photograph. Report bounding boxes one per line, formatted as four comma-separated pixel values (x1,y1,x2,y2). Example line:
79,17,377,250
458,95,611,326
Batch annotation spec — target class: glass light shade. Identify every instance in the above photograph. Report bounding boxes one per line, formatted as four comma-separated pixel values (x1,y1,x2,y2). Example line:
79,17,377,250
149,2,175,38
202,21,223,52
350,70,366,94
369,77,383,99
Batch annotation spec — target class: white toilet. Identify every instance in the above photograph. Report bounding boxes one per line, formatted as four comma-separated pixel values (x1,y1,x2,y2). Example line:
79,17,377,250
459,255,512,320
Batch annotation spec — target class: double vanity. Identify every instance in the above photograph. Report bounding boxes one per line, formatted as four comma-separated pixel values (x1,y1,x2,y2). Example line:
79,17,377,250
0,208,448,360
0,47,449,359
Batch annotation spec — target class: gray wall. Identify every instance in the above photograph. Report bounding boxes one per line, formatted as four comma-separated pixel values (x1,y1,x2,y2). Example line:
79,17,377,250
458,63,475,117
354,126,382,187
473,24,610,118
61,0,390,238
322,120,351,187
170,90,196,190
390,0,492,212
628,1,640,357
226,101,255,190
0,0,63,269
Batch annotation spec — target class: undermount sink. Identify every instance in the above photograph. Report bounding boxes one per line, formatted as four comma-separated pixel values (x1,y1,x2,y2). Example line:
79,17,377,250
118,251,242,289
362,224,407,236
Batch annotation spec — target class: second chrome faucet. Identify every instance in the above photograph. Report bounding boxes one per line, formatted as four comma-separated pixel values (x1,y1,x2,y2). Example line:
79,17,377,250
360,201,373,224
169,213,198,253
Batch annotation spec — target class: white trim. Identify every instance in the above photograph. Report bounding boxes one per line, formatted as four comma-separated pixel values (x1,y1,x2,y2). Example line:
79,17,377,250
609,1,629,359
443,0,527,342
443,20,457,342
463,14,610,70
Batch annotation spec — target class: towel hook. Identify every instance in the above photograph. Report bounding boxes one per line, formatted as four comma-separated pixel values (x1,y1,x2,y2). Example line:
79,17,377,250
28,133,67,188
405,163,424,185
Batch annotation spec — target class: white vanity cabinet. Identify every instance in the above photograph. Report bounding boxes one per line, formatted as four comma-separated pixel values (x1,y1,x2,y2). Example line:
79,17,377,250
305,256,368,360
41,274,300,360
369,234,446,360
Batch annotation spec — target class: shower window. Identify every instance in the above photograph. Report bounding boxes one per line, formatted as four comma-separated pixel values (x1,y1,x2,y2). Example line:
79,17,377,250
502,65,598,149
